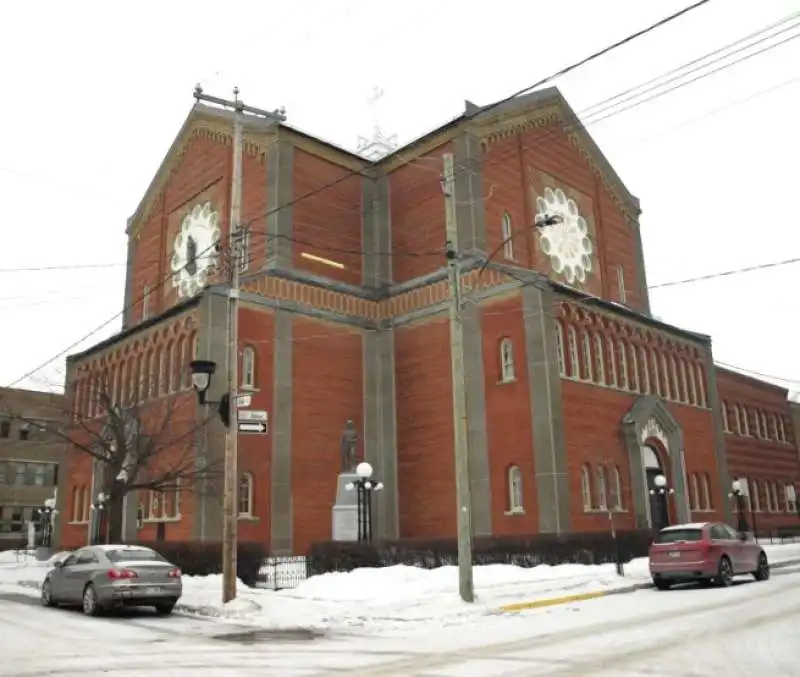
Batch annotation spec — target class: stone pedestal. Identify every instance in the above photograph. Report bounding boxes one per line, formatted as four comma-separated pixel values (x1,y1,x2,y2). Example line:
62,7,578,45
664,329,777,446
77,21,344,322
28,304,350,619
332,473,359,542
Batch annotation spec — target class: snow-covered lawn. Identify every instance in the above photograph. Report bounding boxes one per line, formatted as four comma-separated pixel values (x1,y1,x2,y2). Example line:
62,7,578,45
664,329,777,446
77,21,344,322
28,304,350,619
2,543,800,634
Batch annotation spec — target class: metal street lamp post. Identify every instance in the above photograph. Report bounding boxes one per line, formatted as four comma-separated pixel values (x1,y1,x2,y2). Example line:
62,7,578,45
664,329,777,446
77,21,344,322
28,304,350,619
648,474,674,530
90,493,108,544
345,462,383,542
729,480,750,538
37,498,58,548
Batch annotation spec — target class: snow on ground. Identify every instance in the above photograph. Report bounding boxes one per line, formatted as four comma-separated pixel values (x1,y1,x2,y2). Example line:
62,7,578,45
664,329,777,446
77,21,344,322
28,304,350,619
1,566,799,676
2,543,800,635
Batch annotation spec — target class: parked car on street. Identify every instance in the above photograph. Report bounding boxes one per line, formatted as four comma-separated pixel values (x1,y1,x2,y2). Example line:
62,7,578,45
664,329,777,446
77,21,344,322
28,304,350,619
649,522,769,590
41,544,182,616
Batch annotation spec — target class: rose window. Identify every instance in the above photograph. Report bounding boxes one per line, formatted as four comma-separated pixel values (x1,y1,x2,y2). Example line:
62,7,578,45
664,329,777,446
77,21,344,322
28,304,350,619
535,187,594,285
171,202,221,299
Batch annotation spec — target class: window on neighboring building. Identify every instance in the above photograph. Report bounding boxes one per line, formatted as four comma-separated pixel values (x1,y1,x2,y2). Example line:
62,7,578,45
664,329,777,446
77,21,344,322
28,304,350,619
582,332,594,382
501,212,514,260
751,480,761,512
499,339,515,383
0,420,9,438
507,465,523,513
650,350,661,397
617,340,628,389
690,474,699,511
695,364,707,407
721,402,730,432
241,346,257,389
612,467,623,511
606,337,617,387
638,346,649,393
786,485,797,514
593,334,606,384
660,354,671,400
701,474,711,510
555,324,566,376
18,424,30,441
239,473,254,517
628,344,640,391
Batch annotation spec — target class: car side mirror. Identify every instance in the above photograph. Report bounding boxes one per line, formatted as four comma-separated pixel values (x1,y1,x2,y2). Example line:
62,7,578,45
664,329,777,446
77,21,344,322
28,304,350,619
52,560,63,568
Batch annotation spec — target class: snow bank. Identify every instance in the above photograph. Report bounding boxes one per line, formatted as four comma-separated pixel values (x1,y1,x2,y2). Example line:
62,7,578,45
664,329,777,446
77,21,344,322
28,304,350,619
2,543,799,633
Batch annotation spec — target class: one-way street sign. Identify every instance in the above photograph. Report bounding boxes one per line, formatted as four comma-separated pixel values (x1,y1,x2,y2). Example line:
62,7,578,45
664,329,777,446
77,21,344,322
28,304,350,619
238,421,267,435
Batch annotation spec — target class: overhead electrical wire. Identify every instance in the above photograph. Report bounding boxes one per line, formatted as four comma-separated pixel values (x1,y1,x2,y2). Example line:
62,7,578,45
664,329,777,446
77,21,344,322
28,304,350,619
0,0,719,388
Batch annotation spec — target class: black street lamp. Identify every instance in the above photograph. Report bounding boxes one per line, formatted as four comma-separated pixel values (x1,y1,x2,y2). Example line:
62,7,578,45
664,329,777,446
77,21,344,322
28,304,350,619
345,462,384,542
649,473,674,530
36,498,58,548
90,492,108,545
729,479,750,538
189,359,233,426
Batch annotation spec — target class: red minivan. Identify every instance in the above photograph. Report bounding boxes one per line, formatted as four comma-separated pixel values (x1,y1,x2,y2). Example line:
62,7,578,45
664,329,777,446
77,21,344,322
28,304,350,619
648,522,770,590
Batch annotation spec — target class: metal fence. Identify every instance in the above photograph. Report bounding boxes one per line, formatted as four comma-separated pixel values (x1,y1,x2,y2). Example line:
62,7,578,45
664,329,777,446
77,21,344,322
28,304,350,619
255,556,310,590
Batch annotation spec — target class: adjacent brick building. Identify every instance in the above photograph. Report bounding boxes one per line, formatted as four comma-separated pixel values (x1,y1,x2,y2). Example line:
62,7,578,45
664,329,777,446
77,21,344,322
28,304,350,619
55,87,800,553
0,388,66,546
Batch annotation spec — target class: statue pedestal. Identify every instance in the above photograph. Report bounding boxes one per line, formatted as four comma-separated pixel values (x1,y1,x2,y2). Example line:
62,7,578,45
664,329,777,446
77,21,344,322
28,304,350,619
331,473,359,542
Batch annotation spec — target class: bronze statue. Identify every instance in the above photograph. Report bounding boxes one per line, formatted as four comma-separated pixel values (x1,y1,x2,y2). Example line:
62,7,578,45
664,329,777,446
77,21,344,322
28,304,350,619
340,420,358,473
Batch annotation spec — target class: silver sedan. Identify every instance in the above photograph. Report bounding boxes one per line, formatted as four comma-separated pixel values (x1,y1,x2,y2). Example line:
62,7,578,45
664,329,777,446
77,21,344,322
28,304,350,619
41,544,183,616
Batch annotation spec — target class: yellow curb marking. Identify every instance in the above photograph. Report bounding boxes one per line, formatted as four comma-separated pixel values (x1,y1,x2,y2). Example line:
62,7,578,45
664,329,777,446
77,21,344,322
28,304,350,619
498,590,607,613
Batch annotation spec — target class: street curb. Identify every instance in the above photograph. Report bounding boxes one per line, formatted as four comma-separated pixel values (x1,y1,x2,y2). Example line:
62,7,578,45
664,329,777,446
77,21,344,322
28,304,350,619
496,557,800,613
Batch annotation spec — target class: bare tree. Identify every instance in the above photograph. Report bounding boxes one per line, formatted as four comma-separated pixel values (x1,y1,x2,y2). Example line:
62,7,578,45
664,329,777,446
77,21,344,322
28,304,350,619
0,376,221,543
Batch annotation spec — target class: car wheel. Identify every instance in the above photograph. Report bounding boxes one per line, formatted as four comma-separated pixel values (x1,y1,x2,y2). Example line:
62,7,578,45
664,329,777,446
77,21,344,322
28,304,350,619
41,579,55,607
753,552,770,581
716,556,733,587
653,577,672,591
154,602,176,616
82,584,103,617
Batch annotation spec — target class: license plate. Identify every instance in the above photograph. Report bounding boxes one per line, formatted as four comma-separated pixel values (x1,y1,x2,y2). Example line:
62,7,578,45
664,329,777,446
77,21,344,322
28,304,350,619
144,587,161,594
668,552,680,558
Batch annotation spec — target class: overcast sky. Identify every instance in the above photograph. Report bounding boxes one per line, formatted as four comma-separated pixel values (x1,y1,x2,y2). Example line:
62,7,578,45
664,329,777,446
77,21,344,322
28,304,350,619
1,0,798,397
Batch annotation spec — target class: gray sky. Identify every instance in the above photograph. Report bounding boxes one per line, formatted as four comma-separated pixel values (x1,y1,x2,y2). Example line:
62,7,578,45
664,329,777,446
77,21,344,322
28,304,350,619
1,0,798,396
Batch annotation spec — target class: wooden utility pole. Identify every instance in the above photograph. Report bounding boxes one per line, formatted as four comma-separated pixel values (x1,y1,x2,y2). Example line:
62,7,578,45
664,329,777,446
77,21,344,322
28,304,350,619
446,241,475,603
192,86,286,604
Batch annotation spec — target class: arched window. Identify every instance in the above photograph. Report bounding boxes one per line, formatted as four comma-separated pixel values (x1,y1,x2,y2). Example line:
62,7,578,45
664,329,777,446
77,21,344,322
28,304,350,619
778,416,787,442
241,346,256,389
119,362,129,405
581,332,594,382
72,486,81,522
111,366,119,406
701,473,711,510
660,354,671,400
176,336,187,390
690,474,699,511
596,466,608,511
612,466,623,511
741,406,750,436
669,356,679,402
650,349,661,396
760,411,769,440
687,362,697,404
82,486,90,522
147,351,157,399
136,355,145,402
593,334,606,384
567,326,579,379
555,323,566,376
606,337,617,387
168,342,177,392
750,480,760,512
499,338,515,382
507,465,523,513
501,211,514,260
158,347,168,396
617,340,628,389
628,344,640,392
721,402,730,432
238,473,254,517
581,465,592,511
679,359,689,403
695,364,707,407
638,346,650,393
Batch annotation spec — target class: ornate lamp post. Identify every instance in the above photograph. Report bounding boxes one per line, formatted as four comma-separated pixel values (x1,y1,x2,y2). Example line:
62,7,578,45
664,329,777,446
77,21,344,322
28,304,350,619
729,480,750,538
36,498,58,548
345,462,384,542
649,474,674,530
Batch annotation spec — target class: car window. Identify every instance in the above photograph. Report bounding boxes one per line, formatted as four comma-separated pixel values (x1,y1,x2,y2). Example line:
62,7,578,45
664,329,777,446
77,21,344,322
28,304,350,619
722,525,740,539
655,528,703,544
76,550,98,564
710,524,729,540
61,554,77,566
105,547,165,563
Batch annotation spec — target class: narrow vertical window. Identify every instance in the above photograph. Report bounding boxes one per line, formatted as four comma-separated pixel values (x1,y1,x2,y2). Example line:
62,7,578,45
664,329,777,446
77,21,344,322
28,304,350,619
555,324,566,377
617,340,628,390
596,466,608,510
629,344,640,391
582,332,594,382
142,284,151,321
669,356,679,401
593,334,606,384
679,359,689,402
639,346,649,393
567,326,580,379
501,212,514,260
499,339,515,382
612,467,623,510
721,402,730,432
660,354,671,400
695,364,707,407
241,346,256,389
507,466,524,513
581,465,592,511
650,350,661,396
606,337,617,387
616,265,627,304
691,474,699,511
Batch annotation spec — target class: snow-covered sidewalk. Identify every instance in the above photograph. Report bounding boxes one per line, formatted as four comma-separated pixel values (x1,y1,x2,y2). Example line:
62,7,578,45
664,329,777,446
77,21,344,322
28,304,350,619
2,543,800,634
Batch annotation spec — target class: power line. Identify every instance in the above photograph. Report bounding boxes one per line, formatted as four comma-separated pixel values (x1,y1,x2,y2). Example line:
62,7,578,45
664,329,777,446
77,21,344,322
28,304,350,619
648,257,800,289
4,2,711,389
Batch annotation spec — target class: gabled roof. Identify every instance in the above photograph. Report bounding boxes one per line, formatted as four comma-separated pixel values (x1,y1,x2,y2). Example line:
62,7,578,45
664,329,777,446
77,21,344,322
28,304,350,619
127,86,641,236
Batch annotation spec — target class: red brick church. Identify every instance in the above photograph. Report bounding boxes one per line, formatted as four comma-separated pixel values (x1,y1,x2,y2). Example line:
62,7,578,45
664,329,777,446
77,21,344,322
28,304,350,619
56,87,800,553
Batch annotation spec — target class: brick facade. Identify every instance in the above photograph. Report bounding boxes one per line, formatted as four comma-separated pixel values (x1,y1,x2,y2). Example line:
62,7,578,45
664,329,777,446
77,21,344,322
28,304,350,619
57,87,800,552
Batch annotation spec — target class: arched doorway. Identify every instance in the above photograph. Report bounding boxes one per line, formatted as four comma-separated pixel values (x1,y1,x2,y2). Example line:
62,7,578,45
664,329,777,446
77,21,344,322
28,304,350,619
643,445,669,529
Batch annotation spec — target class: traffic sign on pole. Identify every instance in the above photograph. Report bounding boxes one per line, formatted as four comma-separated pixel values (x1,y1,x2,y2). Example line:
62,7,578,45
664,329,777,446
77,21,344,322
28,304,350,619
238,421,267,435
